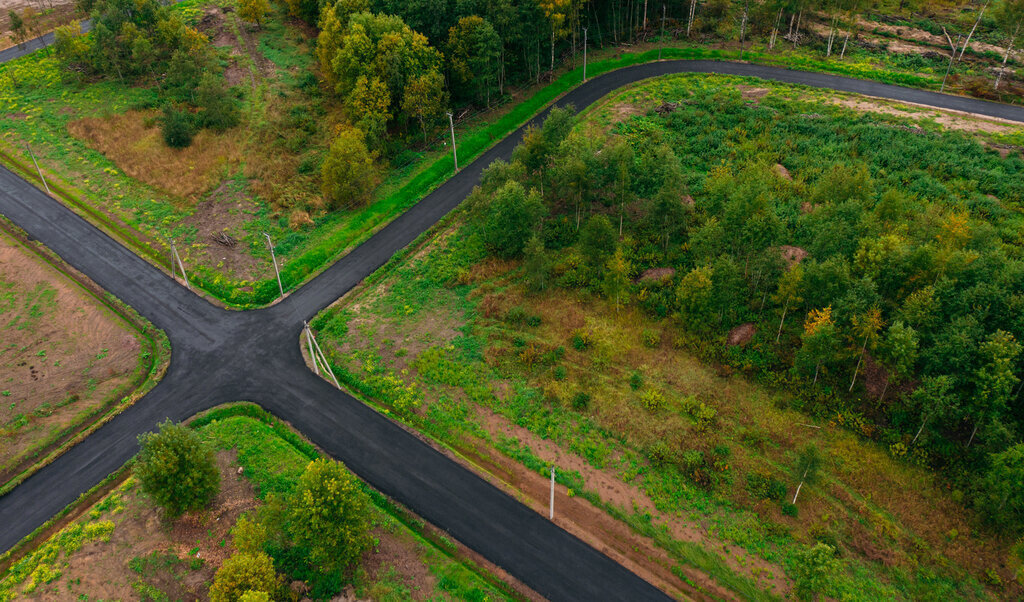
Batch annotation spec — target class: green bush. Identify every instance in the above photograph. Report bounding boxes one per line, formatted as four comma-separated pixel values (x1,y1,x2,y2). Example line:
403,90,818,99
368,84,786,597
647,440,674,466
790,543,840,600
640,328,660,348
160,106,195,148
782,502,799,517
745,472,787,501
552,365,567,381
572,391,591,410
640,388,664,411
286,458,371,572
570,329,592,351
629,371,644,390
209,552,279,602
135,420,220,518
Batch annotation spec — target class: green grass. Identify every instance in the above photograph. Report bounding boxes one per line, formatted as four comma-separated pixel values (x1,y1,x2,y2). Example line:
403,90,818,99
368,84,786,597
1,404,518,601
1,0,1011,308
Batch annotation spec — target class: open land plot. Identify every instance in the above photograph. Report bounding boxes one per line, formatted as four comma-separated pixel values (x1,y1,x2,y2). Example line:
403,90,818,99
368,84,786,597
0,226,162,488
308,73,1024,601
0,408,528,601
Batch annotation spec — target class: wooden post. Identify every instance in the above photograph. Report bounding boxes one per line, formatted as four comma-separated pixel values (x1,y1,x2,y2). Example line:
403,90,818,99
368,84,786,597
25,143,51,195
549,466,555,519
447,112,458,173
306,322,340,388
264,232,283,299
171,242,190,289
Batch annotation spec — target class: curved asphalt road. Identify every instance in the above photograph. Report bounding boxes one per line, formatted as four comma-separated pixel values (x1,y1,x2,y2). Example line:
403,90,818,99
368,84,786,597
2,56,1024,601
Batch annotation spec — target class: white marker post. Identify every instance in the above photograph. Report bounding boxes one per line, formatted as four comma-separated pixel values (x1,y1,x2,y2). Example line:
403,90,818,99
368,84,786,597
549,466,555,519
582,28,588,82
447,111,459,173
264,232,283,299
25,143,51,195
171,241,191,289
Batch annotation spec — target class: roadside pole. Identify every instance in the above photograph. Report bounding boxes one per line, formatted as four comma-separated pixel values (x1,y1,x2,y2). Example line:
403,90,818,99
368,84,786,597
582,28,588,82
447,112,459,173
659,4,666,60
25,143,51,195
549,466,555,519
263,232,284,299
170,241,190,289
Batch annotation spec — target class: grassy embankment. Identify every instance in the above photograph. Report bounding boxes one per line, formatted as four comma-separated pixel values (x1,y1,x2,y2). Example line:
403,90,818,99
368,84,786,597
0,0,1013,308
0,403,521,601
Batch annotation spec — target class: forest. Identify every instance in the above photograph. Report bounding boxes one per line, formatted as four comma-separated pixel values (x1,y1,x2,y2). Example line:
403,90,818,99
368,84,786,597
471,80,1024,526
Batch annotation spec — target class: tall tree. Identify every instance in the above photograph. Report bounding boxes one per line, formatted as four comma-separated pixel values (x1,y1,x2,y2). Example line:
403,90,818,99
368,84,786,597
968,330,1021,447
848,307,883,392
321,126,379,209
482,181,546,258
603,246,632,311
402,70,447,142
447,16,502,105
791,443,822,505
876,320,918,403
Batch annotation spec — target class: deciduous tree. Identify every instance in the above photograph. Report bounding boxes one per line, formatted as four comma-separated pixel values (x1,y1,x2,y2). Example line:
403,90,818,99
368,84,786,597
209,552,279,602
287,458,371,572
321,126,378,209
238,0,269,29
482,181,545,259
135,420,220,518
446,16,501,105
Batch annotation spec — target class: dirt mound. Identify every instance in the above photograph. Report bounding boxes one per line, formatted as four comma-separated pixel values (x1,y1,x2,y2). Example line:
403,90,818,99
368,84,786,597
727,323,757,346
779,245,808,268
774,163,792,180
680,194,695,206
637,267,676,283
862,353,889,398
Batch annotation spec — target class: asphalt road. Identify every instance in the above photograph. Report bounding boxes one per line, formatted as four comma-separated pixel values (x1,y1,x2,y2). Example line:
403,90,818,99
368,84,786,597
2,54,1024,601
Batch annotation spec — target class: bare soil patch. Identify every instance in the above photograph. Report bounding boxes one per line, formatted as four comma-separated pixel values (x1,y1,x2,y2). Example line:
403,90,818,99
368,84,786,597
609,102,646,124
197,5,275,86
726,323,757,346
825,96,1023,135
778,245,808,268
0,233,141,475
178,181,267,281
737,85,770,102
637,267,676,283
67,110,244,201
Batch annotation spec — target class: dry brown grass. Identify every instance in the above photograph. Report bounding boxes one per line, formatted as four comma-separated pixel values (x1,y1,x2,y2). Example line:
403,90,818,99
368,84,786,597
67,110,243,201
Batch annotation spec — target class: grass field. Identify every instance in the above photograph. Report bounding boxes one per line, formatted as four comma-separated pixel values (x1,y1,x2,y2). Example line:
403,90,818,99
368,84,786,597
1,0,1019,308
307,73,1024,600
0,224,167,494
0,405,522,601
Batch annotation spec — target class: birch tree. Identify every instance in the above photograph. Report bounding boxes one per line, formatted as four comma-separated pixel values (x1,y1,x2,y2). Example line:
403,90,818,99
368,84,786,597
791,444,822,505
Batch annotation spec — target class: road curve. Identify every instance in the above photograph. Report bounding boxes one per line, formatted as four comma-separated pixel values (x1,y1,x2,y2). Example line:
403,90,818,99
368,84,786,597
2,55,1024,601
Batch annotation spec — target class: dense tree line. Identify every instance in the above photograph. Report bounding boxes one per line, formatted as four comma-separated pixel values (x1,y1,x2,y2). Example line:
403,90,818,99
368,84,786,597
465,86,1024,529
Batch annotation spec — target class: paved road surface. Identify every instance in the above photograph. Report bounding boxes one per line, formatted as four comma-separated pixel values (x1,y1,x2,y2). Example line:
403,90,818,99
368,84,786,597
2,49,1024,602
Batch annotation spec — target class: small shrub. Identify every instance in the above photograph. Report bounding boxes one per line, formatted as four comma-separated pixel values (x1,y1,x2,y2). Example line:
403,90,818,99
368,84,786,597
641,328,660,348
161,106,195,148
209,552,279,602
745,472,787,501
647,440,674,466
628,371,643,390
526,314,543,327
640,388,664,411
552,366,567,381
572,391,591,410
518,343,541,368
571,329,592,350
512,336,526,348
505,306,528,324
541,345,565,365
782,502,799,517
680,449,704,473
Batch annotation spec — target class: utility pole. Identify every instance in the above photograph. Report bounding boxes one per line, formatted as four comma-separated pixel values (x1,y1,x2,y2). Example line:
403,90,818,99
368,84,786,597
306,324,319,375
170,241,190,290
263,232,283,300
549,466,555,519
446,112,458,173
941,35,961,93
659,4,666,60
582,28,588,82
25,143,50,195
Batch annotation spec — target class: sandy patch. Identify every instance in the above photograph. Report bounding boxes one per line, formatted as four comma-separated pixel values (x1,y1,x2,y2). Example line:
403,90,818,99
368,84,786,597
825,96,1023,135
177,181,267,281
